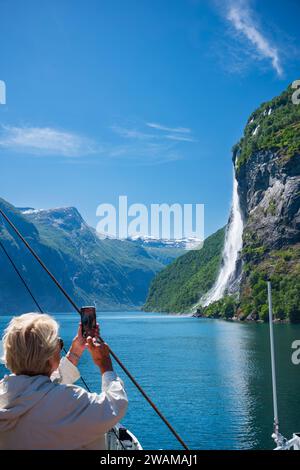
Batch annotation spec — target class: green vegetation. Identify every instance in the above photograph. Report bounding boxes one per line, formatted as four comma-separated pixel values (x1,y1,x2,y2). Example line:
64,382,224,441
143,227,225,312
267,198,276,216
234,84,300,170
199,246,300,323
239,245,300,323
197,296,239,320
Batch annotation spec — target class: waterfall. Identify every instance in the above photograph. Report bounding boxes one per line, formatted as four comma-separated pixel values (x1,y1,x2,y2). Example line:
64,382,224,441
202,173,243,306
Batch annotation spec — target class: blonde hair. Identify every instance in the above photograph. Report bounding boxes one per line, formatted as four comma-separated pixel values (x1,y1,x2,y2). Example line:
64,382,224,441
2,312,59,376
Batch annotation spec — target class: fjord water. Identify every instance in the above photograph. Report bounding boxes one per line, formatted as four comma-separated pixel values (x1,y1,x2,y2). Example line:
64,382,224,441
1,312,300,450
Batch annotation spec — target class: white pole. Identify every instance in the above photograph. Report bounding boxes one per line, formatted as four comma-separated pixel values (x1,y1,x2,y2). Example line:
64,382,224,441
267,281,279,438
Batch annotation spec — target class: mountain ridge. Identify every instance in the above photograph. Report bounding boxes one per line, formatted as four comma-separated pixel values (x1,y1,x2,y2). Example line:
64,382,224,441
0,199,185,314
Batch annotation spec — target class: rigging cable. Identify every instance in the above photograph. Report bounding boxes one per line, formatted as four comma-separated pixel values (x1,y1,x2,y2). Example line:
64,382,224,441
0,235,126,450
0,236,93,391
0,208,189,450
0,239,44,313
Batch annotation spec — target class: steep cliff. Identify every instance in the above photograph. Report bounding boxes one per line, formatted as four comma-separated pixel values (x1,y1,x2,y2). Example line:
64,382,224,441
143,84,300,322
232,84,300,321
235,85,300,251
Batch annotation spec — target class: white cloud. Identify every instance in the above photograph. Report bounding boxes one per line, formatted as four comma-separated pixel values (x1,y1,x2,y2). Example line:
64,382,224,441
0,120,196,165
146,122,192,134
0,125,98,157
165,134,196,143
107,123,193,164
226,0,283,76
108,121,196,163
110,125,156,140
106,142,180,164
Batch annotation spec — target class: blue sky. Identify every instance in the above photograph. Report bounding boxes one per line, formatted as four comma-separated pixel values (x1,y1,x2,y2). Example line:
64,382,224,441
0,0,299,237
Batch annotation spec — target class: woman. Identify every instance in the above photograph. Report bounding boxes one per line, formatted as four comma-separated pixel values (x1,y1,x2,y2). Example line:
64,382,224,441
0,312,128,450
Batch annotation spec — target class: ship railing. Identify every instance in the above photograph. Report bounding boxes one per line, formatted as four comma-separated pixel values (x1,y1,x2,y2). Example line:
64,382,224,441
274,433,300,450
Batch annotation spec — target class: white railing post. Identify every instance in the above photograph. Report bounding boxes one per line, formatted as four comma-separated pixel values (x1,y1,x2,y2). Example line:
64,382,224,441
267,281,280,442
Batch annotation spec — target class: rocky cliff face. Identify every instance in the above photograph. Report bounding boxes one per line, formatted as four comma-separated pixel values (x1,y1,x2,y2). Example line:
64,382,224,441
237,150,300,253
234,84,300,249
231,84,300,321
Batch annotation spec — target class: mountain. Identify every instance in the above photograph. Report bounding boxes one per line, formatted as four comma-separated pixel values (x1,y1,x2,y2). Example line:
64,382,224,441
21,208,189,266
143,227,225,312
125,235,201,265
143,84,300,322
231,83,300,322
0,199,184,315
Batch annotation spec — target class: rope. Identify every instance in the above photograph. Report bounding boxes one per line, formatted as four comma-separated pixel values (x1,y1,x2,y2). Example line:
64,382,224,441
0,239,44,313
0,208,189,450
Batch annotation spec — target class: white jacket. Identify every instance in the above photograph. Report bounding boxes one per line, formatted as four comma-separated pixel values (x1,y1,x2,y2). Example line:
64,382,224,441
0,357,128,450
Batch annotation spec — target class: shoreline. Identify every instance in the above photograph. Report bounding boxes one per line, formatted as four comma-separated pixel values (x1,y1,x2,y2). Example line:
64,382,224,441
143,309,292,324
192,312,291,324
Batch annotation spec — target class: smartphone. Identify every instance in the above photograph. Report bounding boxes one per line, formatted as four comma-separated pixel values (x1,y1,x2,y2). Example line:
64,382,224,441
80,306,97,338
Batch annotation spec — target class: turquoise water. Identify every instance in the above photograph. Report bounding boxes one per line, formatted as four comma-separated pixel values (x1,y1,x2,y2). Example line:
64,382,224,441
1,311,300,450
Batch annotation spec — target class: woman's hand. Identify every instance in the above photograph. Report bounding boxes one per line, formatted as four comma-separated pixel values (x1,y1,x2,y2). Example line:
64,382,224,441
73,322,100,350
71,322,85,352
67,323,100,366
86,337,113,374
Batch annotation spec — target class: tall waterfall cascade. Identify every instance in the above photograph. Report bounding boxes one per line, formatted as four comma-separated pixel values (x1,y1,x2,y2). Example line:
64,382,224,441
202,173,244,306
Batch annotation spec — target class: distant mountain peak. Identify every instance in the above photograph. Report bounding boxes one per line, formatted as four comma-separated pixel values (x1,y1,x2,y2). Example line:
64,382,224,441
20,206,86,231
126,234,203,250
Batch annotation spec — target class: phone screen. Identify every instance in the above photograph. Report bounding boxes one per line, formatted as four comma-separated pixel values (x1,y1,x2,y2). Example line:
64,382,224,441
80,306,97,338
